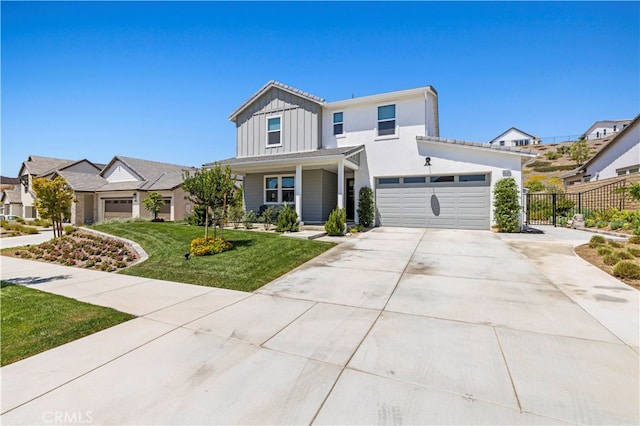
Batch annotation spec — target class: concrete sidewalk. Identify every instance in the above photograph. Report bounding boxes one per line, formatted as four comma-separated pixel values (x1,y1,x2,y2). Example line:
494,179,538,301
1,227,638,425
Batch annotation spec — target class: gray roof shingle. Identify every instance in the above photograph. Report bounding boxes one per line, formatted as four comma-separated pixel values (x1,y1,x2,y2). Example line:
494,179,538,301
205,145,365,167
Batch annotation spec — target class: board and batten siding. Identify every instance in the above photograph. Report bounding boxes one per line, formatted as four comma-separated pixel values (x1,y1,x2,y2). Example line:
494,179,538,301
244,170,331,223
236,87,322,158
321,170,338,220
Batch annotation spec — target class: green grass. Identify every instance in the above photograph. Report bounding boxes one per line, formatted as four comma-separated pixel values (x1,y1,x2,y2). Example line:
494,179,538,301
91,222,335,292
0,281,134,366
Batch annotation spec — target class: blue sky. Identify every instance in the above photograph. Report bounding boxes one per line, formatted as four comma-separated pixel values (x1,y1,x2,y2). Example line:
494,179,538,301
2,1,638,177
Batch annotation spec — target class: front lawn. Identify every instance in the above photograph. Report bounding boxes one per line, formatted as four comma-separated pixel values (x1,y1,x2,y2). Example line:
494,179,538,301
0,281,134,366
91,222,335,292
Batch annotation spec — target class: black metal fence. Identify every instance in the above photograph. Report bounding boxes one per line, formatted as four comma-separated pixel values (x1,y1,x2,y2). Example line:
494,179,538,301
526,180,627,226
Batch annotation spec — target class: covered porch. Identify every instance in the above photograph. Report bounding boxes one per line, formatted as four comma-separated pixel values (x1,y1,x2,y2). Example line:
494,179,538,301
212,146,364,224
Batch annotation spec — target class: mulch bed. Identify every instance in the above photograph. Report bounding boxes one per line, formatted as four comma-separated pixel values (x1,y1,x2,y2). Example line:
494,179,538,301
2,230,138,272
574,244,640,290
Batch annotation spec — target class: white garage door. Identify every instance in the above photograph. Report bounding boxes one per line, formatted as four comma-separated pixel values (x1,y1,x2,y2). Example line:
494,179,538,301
376,174,490,230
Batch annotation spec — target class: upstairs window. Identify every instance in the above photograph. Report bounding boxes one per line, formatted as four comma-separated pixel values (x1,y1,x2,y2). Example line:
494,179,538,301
267,116,282,146
333,112,344,135
377,104,396,136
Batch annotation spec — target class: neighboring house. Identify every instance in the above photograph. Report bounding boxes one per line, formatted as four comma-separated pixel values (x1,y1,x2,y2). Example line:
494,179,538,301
489,127,540,147
16,155,193,224
563,114,640,186
94,156,193,223
207,80,536,230
582,119,632,140
0,188,23,216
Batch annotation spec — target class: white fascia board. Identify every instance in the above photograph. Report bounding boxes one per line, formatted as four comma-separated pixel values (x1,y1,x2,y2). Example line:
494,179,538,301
225,154,351,174
325,86,436,109
417,137,538,158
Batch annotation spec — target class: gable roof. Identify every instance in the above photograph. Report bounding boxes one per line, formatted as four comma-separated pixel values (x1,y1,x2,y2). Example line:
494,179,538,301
229,80,326,122
100,156,194,191
52,170,108,192
1,188,22,203
489,127,538,144
562,114,640,178
417,136,537,157
19,155,76,177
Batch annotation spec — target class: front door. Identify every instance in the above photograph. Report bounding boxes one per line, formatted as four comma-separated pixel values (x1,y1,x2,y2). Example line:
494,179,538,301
346,178,355,221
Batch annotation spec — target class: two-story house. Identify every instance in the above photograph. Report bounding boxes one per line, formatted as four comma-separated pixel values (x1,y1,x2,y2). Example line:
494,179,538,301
208,81,536,230
582,119,632,140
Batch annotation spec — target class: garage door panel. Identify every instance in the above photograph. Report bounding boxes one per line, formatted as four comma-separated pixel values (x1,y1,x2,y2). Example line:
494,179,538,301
377,175,490,230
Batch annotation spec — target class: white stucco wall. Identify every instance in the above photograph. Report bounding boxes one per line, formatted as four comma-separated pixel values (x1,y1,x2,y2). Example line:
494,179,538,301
322,92,434,150
586,121,640,180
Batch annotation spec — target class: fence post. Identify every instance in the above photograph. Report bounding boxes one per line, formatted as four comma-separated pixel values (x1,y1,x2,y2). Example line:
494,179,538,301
552,193,557,227
578,192,582,215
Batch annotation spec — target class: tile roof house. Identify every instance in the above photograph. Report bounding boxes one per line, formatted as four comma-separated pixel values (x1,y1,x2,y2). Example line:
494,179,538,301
206,80,536,230
15,155,194,225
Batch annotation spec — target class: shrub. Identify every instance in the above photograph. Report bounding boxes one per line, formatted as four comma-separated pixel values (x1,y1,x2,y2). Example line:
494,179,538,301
585,219,596,228
243,210,257,229
64,225,76,235
275,204,299,232
259,206,277,231
325,208,346,236
545,151,561,160
186,205,213,227
597,246,613,256
612,260,640,279
16,217,25,224
525,178,545,193
493,177,520,233
627,247,640,257
589,235,606,248
610,220,625,231
23,226,39,235
228,205,244,229
602,253,620,266
596,220,608,229
190,237,232,256
357,187,374,228
608,240,623,249
628,235,640,244
615,250,634,260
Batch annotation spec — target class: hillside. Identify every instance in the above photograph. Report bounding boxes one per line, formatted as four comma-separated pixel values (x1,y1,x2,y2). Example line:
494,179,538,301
523,137,615,191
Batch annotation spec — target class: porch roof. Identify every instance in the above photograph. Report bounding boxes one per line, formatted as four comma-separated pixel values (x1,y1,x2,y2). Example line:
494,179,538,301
205,146,365,173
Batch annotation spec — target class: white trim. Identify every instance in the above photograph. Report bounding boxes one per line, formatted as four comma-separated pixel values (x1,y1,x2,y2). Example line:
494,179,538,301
263,174,295,204
266,115,283,148
377,103,397,137
333,111,344,136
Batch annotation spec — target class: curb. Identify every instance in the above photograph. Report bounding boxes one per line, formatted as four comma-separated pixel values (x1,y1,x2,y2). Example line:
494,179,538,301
79,227,149,266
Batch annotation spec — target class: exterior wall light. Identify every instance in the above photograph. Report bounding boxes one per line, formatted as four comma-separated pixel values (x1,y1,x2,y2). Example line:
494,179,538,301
424,157,431,166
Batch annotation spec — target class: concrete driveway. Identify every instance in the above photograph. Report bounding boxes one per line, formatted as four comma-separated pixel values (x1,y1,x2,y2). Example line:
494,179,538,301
1,227,638,425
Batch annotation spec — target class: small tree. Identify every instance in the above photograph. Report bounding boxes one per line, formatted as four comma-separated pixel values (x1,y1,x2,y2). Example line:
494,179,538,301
260,205,277,231
142,192,165,221
357,187,374,228
32,176,74,238
182,165,236,239
325,207,346,236
570,138,590,166
493,177,520,233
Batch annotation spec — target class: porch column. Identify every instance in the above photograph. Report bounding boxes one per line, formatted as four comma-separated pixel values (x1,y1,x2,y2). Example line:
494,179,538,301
295,165,302,221
337,159,345,209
